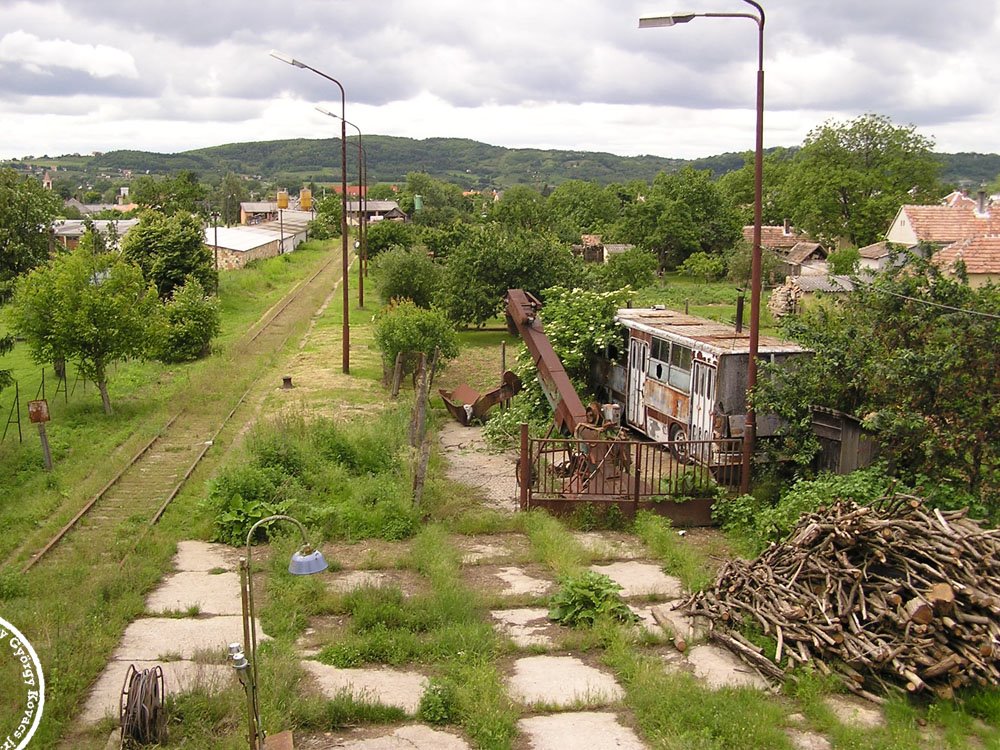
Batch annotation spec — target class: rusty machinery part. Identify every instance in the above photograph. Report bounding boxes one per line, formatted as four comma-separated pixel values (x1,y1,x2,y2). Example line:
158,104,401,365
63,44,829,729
120,664,166,748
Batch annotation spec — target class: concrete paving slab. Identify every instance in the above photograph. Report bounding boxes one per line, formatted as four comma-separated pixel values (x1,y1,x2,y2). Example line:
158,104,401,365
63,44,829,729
686,644,768,690
573,532,648,560
508,655,623,707
112,616,266,661
301,660,427,714
824,695,884,728
493,567,554,596
301,724,470,749
648,602,707,642
518,712,646,750
629,605,661,634
490,608,556,648
80,659,231,725
787,728,833,750
589,561,683,599
145,571,242,615
173,540,238,572
326,569,390,593
454,534,530,564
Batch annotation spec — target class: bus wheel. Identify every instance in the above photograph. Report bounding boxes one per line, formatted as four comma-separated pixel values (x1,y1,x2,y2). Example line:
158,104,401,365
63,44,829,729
669,423,690,463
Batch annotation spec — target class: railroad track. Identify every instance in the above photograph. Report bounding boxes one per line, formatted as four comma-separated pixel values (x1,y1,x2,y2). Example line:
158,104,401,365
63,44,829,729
14,251,344,573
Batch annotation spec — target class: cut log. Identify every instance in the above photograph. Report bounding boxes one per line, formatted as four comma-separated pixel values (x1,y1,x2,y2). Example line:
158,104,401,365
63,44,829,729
904,597,934,625
928,583,955,616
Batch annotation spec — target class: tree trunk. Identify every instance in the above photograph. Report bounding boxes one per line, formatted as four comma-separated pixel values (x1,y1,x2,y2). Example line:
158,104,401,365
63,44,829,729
95,364,112,415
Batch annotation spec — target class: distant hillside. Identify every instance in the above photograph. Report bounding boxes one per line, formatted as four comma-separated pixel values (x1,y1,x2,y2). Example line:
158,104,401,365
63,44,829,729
13,136,1000,190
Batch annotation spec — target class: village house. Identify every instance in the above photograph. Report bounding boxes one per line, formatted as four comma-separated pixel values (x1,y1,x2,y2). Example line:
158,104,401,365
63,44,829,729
345,200,406,226
572,234,635,263
206,211,311,269
885,190,1000,285
51,218,139,250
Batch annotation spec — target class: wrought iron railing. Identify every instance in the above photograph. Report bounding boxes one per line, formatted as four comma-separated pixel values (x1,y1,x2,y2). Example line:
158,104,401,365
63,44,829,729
519,431,741,506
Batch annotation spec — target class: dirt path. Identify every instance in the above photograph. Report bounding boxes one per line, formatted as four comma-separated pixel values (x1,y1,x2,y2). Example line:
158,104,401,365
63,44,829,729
437,421,520,513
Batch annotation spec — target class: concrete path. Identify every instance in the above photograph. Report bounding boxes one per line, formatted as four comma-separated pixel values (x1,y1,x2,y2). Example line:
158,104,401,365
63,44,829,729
79,541,258,725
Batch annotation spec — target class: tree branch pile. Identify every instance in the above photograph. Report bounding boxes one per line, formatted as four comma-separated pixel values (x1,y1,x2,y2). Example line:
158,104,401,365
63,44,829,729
683,497,1000,702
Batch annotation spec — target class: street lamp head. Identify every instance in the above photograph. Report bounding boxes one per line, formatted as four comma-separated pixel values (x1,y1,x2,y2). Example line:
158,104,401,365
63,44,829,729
315,105,337,119
269,49,305,68
639,14,696,28
288,545,328,576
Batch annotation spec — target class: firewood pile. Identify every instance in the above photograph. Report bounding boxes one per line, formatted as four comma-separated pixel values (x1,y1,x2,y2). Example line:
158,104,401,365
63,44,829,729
683,496,1000,702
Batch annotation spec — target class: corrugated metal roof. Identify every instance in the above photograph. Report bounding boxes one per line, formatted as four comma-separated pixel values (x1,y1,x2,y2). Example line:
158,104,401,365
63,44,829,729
615,308,806,356
791,275,855,293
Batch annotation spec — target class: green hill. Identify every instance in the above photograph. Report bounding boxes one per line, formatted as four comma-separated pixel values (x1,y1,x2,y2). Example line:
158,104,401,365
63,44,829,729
10,136,1000,191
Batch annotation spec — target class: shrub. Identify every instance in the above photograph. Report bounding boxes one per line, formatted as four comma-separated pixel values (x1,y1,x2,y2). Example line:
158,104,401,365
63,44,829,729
372,300,459,377
371,246,442,308
208,464,293,545
678,251,726,281
153,277,221,362
548,571,638,627
419,679,458,725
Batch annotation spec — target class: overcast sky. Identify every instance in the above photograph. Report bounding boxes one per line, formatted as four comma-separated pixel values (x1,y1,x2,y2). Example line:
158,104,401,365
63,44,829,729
1,0,998,162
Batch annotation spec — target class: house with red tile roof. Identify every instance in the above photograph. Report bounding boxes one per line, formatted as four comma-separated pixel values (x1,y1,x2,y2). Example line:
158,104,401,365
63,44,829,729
741,220,808,252
933,235,1000,287
885,191,1000,285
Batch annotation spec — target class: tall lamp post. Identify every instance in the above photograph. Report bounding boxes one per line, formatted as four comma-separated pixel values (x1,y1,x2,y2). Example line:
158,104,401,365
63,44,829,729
639,0,764,495
270,50,351,374
210,210,220,294
230,515,328,749
317,107,368,308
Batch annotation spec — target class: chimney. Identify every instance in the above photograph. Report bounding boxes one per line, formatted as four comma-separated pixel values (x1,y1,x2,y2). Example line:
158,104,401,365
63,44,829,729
783,218,791,235
976,190,989,217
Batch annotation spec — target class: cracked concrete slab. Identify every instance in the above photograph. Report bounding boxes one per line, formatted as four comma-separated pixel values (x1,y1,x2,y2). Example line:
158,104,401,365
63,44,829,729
518,712,646,750
787,728,833,750
490,608,556,648
573,532,648,560
300,724,470,749
507,655,624,707
686,644,769,690
80,659,231,725
173,540,238,572
112,616,266,661
824,695,884,728
301,661,427,714
145,571,242,615
648,602,707,642
493,566,554,596
588,561,683,599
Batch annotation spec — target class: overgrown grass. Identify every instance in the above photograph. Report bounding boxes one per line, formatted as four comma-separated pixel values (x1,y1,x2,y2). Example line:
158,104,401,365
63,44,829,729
523,509,591,577
633,512,713,592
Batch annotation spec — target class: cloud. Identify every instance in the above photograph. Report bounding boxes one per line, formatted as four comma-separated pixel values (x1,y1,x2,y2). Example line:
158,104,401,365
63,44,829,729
0,30,138,79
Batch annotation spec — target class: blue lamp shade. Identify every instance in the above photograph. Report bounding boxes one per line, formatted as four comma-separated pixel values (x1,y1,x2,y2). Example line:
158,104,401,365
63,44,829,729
288,547,328,576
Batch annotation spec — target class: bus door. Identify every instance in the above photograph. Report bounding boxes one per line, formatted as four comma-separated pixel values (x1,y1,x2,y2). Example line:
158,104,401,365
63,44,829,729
690,360,716,463
626,338,648,432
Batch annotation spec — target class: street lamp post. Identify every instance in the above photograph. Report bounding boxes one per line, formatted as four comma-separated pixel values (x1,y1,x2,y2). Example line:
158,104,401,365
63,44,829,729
317,107,367,308
640,1,764,495
230,514,328,749
210,210,220,294
270,50,351,374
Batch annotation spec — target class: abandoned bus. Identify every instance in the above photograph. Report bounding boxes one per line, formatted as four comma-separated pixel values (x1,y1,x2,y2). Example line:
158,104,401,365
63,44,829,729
599,306,808,466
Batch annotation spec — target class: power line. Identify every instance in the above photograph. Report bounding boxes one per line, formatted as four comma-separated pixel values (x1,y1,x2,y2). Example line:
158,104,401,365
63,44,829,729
874,288,1000,321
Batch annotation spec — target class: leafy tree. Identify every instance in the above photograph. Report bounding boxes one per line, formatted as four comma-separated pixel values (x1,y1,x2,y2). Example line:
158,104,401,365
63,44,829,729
212,172,250,225
10,247,159,414
130,170,209,216
313,194,343,236
367,183,399,200
371,247,442,308
754,262,999,511
716,148,795,226
151,277,221,362
784,114,941,246
0,334,12,392
121,210,216,298
615,192,699,271
725,241,783,285
402,172,471,228
826,246,860,275
587,248,658,292
436,225,582,326
678,251,726,281
492,185,549,232
366,220,417,257
372,300,459,377
652,167,742,260
0,167,62,301
546,180,619,237
415,220,470,259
